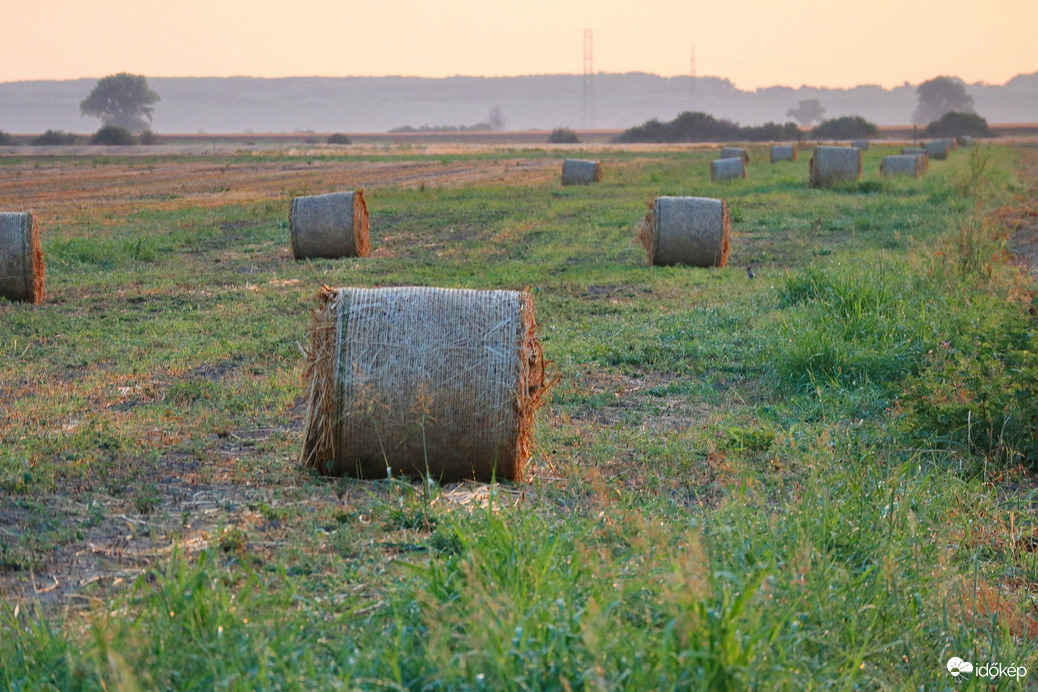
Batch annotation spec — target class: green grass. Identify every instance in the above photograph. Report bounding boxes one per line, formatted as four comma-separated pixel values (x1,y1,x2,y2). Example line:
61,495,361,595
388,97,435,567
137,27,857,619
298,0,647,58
1,143,1036,690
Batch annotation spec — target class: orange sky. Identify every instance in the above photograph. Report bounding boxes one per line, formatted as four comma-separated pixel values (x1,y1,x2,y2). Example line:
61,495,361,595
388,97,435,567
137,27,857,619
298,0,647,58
4,0,1036,88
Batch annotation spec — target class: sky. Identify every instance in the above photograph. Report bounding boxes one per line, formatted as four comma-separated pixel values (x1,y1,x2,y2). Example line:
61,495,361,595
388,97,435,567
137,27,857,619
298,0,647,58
4,0,1036,89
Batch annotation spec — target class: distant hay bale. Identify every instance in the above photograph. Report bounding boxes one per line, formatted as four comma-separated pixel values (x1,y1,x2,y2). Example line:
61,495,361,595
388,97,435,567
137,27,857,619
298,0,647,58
809,146,862,187
710,157,746,181
0,212,45,304
637,196,730,267
770,144,797,162
300,286,546,483
561,159,602,185
850,139,870,150
289,191,370,260
720,147,750,164
880,154,922,178
957,135,974,147
944,138,958,151
923,140,950,160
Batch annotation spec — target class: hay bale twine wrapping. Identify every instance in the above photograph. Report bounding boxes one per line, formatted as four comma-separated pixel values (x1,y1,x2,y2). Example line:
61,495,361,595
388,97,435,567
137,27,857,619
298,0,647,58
923,140,950,160
0,212,45,304
638,196,730,267
710,157,746,181
809,146,863,187
850,139,870,151
880,154,922,178
289,191,370,260
720,147,750,164
770,144,797,162
561,159,602,185
300,286,546,482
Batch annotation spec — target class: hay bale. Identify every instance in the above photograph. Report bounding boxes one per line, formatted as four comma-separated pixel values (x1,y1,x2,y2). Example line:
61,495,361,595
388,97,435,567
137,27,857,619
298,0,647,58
944,138,958,151
923,140,950,160
809,146,863,187
710,157,746,181
0,212,45,304
720,147,749,164
850,139,870,150
561,159,602,185
300,286,546,482
958,135,974,147
880,154,922,178
637,196,730,267
770,144,797,162
289,191,370,260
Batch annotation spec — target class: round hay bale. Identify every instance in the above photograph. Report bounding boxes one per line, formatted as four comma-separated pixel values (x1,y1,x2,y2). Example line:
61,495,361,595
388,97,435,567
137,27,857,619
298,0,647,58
944,138,958,151
720,146,750,164
637,196,730,267
850,139,870,151
561,159,602,186
923,140,949,160
880,154,922,178
957,135,974,147
770,144,797,163
289,190,370,260
300,286,547,482
710,157,746,181
0,212,45,304
809,146,862,187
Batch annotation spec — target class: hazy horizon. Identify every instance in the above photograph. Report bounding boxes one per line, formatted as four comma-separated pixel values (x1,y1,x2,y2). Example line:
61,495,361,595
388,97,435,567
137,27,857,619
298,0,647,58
5,0,1036,90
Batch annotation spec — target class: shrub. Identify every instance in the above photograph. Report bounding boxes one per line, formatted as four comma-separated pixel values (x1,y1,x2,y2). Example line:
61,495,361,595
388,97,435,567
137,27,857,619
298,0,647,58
922,111,994,138
811,116,878,139
618,111,800,143
326,133,351,145
0,131,16,145
138,129,159,145
548,127,579,144
32,130,79,146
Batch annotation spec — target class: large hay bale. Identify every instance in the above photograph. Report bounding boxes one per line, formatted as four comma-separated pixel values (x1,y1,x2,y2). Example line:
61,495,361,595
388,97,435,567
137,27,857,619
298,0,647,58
809,146,863,187
637,196,730,267
923,140,950,160
720,146,750,164
710,157,746,181
850,139,870,151
289,191,370,260
300,286,546,482
880,154,922,178
770,144,797,162
561,159,602,185
0,212,45,304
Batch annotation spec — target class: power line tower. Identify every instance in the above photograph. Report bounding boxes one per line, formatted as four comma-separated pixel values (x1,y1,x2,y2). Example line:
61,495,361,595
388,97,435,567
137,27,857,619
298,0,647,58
581,28,597,129
690,44,697,109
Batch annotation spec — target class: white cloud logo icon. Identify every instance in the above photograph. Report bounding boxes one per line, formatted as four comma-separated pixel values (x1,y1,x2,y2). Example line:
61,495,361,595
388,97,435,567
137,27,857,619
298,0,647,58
947,657,974,676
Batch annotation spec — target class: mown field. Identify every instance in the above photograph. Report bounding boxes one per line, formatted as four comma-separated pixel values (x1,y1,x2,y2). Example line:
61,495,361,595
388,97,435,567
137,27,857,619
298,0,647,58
1,141,1036,690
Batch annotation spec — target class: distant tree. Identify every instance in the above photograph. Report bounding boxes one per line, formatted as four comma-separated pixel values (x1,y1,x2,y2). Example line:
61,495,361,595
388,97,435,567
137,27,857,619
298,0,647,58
32,130,79,145
548,127,579,143
912,76,973,126
139,129,159,145
90,125,135,145
327,133,352,144
786,99,826,127
616,111,798,143
0,131,16,146
80,73,160,133
487,105,506,131
811,115,878,139
922,111,994,138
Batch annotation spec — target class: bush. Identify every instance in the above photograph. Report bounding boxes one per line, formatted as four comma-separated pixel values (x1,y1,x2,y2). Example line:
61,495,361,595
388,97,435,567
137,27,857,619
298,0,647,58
91,126,136,145
548,127,579,144
922,111,994,138
139,129,159,145
617,111,800,143
32,130,79,146
811,116,878,139
326,133,351,145
0,131,16,146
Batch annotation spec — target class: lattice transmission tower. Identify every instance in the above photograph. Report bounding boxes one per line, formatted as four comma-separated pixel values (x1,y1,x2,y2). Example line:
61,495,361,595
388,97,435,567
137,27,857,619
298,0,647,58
581,29,597,129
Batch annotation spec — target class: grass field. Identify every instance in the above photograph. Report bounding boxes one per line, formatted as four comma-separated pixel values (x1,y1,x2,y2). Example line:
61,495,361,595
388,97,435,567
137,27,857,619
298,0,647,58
1,141,1036,689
